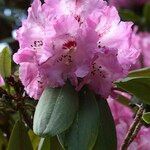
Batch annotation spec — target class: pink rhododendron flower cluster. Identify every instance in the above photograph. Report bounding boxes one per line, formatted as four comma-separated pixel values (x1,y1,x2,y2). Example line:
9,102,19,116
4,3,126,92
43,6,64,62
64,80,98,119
131,32,150,69
13,0,139,99
108,98,150,150
109,0,150,8
0,75,4,86
139,32,150,67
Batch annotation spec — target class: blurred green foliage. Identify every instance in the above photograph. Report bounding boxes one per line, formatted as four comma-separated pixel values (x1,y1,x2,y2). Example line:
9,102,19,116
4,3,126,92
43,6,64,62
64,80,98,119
119,2,150,31
0,0,31,53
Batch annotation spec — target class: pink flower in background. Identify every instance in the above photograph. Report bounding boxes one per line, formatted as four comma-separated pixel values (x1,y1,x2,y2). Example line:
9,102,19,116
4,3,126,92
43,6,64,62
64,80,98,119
108,98,150,150
0,75,4,86
129,27,142,70
13,0,140,99
139,32,150,67
109,29,150,148
130,31,150,69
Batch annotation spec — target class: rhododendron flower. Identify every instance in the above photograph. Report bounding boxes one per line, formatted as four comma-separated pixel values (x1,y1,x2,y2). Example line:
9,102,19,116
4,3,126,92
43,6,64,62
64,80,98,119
139,32,150,67
13,0,140,99
0,75,4,86
131,31,150,69
108,98,150,150
78,48,125,98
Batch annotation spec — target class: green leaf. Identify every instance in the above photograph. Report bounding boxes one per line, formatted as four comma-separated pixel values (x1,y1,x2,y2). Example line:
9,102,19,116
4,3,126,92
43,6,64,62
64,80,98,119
117,95,130,106
28,130,40,150
93,97,117,150
128,67,150,77
0,47,11,78
143,3,150,26
33,83,79,137
116,77,150,105
38,136,62,150
50,136,62,150
38,137,51,150
7,120,33,150
58,88,100,150
142,112,150,124
130,96,141,106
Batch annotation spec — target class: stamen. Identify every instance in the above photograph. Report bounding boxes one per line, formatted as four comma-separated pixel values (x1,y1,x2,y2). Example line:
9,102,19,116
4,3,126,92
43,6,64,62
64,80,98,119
31,40,43,50
62,41,77,50
91,63,106,78
56,40,77,65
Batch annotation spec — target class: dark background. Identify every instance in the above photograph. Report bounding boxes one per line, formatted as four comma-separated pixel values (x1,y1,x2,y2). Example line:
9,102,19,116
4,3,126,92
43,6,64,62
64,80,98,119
0,0,31,53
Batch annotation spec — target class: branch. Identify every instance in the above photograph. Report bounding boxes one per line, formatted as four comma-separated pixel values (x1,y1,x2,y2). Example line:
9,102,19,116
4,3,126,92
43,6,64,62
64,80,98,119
120,105,144,150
